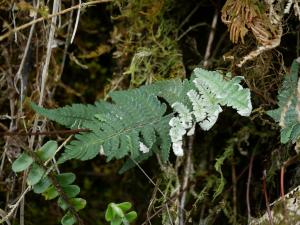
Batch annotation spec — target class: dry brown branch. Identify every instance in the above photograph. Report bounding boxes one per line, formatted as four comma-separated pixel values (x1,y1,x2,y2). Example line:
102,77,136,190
0,0,112,42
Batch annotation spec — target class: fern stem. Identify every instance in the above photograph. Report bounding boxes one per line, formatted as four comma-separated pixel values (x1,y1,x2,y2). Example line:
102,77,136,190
180,135,194,225
262,170,274,225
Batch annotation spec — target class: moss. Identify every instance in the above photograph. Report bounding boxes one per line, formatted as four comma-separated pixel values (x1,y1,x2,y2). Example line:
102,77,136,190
108,0,185,90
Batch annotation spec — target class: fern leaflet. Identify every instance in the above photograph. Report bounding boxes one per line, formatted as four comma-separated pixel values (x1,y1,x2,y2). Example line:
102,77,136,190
267,59,300,143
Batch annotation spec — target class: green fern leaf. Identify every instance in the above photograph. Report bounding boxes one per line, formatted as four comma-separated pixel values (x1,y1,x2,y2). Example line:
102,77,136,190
267,60,300,143
33,67,252,162
141,79,193,107
169,69,252,155
58,89,171,163
192,68,252,116
31,101,110,129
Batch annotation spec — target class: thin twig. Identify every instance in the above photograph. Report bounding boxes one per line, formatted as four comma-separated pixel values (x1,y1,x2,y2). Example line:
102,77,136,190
58,0,75,78
247,154,255,222
203,10,218,67
280,167,285,201
232,162,237,224
179,135,194,225
38,0,59,106
0,0,112,42
12,3,17,42
177,3,201,32
70,0,81,43
131,158,167,200
146,179,160,225
262,170,274,225
0,209,11,225
15,0,40,113
165,205,174,225
176,23,208,41
0,187,31,224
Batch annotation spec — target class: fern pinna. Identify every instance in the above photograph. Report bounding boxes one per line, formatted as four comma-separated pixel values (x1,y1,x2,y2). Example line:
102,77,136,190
267,59,300,143
31,68,252,165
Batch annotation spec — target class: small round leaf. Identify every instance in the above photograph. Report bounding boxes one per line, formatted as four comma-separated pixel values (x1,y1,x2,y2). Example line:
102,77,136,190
111,203,124,218
116,202,132,212
12,153,33,172
61,211,76,225
37,140,57,161
125,211,137,222
62,185,80,198
27,163,45,186
57,197,68,211
56,173,76,187
71,198,86,211
105,204,114,221
33,177,51,194
42,186,59,200
58,197,86,212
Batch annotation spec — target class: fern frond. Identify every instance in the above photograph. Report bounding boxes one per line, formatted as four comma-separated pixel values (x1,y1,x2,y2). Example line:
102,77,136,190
58,89,172,163
32,67,252,161
267,60,300,143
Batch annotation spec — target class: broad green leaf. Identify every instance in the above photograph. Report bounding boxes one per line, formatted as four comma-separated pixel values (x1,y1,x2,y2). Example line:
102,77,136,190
12,153,33,172
62,185,80,198
56,173,76,187
27,163,45,186
33,177,51,194
37,140,57,161
116,202,132,212
42,186,59,200
125,211,137,222
61,211,76,225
